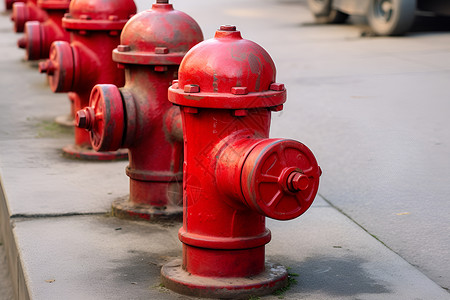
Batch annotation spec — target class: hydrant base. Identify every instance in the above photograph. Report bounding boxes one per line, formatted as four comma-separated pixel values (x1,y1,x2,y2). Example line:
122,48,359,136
62,144,128,161
54,114,74,128
161,259,288,299
111,197,183,222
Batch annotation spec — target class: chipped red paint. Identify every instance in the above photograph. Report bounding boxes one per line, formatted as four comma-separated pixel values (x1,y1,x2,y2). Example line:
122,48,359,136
162,25,322,298
76,1,203,219
39,0,136,160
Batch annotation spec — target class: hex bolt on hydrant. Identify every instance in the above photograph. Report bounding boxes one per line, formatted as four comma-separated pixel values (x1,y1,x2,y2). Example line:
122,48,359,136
76,0,203,220
39,0,136,160
161,25,322,298
11,0,47,32
17,0,70,61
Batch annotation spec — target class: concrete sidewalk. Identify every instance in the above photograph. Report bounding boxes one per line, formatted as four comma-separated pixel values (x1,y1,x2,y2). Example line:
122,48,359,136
1,1,449,299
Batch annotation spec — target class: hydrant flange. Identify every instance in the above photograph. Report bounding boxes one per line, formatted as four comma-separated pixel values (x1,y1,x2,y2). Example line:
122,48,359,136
161,259,288,299
80,84,125,152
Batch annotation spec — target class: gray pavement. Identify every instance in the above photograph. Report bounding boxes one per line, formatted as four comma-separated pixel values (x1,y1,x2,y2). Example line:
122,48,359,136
1,0,450,299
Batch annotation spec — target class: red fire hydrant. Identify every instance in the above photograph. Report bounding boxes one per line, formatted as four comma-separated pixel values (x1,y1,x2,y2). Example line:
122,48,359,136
76,0,203,219
17,0,70,60
5,0,23,10
161,25,322,298
39,0,136,160
11,0,47,32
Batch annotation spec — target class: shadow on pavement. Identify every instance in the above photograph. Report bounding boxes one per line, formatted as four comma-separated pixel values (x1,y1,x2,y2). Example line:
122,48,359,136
275,255,391,297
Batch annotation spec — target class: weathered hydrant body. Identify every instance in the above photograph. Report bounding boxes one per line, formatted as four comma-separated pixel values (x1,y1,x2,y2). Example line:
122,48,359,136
18,0,70,60
11,0,47,32
161,25,321,298
76,0,203,219
39,0,136,160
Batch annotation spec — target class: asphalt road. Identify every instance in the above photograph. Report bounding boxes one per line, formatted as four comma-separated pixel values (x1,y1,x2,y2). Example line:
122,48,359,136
0,0,449,297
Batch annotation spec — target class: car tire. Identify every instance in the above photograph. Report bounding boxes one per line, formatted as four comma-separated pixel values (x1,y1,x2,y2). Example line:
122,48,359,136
367,0,416,35
307,0,349,24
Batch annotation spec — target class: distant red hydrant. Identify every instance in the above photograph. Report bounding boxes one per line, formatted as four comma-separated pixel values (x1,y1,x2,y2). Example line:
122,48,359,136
76,0,203,219
39,0,136,160
161,25,322,298
11,0,47,32
18,0,70,60
5,0,23,10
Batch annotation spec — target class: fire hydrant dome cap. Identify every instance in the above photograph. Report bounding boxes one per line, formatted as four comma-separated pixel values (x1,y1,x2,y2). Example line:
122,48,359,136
168,25,286,109
62,0,137,31
112,3,203,65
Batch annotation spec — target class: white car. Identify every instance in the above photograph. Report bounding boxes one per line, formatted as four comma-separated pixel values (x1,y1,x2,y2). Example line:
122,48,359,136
307,0,450,35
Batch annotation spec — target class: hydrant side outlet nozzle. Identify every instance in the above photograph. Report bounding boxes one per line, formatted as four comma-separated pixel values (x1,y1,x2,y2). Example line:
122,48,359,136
17,36,26,48
76,107,95,131
85,84,125,152
42,41,74,93
240,139,320,220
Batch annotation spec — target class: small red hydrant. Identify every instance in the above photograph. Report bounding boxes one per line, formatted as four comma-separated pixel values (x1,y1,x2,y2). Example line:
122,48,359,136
161,25,322,298
76,0,203,220
17,0,70,60
39,0,136,160
11,0,47,32
5,0,23,10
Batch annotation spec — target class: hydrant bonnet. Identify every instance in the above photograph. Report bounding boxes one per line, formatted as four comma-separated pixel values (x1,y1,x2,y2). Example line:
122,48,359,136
113,1,203,65
169,25,286,109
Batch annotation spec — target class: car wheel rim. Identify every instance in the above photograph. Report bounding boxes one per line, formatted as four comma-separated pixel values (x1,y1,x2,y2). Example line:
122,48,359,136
374,0,393,22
